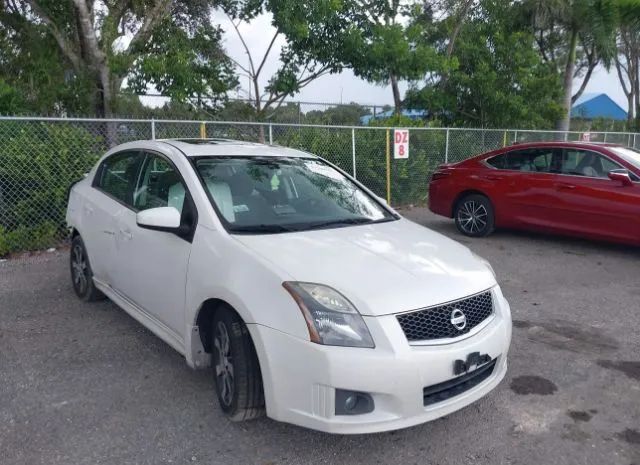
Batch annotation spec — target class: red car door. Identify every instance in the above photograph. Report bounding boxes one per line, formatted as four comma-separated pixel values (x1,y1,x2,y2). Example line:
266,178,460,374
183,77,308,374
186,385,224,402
484,147,565,230
552,148,640,243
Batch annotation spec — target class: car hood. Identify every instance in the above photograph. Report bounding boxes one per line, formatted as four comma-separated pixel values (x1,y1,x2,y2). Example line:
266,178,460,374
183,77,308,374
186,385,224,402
233,218,496,316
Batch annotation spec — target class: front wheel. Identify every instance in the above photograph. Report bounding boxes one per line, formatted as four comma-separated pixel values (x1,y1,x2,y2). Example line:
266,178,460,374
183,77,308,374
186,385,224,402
212,308,264,421
454,194,495,237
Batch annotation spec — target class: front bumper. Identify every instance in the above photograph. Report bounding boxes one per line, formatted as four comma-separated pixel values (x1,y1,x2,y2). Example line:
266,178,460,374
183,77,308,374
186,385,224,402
248,287,512,434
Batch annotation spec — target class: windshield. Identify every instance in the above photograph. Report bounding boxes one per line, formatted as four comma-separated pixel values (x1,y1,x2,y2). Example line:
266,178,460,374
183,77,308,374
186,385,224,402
609,147,640,171
194,156,396,233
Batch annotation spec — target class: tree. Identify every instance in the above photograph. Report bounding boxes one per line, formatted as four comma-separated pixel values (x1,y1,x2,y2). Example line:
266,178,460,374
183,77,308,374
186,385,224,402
613,0,640,129
272,0,446,115
0,6,93,115
214,0,334,123
305,103,372,125
2,0,235,119
615,26,639,128
522,0,618,131
128,17,237,114
405,0,563,128
619,0,640,24
353,1,445,114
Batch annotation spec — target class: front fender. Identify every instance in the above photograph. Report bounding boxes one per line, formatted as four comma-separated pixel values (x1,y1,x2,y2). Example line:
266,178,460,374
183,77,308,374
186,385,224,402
184,226,310,342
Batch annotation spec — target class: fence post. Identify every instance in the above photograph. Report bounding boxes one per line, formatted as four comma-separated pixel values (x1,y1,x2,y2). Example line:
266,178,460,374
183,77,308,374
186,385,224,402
386,129,391,205
269,123,273,145
634,133,637,148
444,128,450,163
151,118,156,140
200,121,207,139
351,128,357,178
514,130,518,143
603,132,607,143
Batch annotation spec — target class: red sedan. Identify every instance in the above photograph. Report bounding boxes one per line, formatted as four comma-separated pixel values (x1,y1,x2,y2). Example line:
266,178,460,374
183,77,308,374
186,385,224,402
429,142,640,245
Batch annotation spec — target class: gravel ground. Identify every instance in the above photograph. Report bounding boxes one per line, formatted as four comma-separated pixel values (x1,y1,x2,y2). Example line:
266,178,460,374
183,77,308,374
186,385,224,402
1,208,639,465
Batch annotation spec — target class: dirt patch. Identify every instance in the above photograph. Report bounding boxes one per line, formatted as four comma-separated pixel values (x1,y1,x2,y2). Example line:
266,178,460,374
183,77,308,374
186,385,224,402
615,428,640,445
512,319,619,353
567,410,592,422
510,375,558,395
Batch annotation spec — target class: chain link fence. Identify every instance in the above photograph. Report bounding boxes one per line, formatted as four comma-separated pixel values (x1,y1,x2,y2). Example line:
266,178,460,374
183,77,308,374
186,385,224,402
1,116,638,256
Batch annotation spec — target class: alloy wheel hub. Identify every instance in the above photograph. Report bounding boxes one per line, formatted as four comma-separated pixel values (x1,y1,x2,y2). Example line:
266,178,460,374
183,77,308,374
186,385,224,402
214,322,234,406
459,201,488,234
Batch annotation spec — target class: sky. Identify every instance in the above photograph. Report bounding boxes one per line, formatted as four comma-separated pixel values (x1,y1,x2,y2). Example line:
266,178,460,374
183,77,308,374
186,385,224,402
181,10,629,112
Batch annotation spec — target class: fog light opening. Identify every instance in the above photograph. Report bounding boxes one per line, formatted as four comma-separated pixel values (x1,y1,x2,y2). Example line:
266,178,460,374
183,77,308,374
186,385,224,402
335,389,374,416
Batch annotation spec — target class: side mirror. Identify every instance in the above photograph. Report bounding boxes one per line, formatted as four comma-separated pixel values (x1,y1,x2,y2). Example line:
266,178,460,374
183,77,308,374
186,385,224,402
137,207,181,232
608,169,633,187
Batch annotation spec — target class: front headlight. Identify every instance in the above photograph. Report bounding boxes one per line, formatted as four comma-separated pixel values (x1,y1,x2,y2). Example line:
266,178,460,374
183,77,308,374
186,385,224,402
283,282,375,348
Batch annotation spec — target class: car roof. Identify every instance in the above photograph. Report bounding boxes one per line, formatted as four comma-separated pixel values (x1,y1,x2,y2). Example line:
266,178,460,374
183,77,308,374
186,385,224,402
506,141,623,149
157,138,316,158
467,141,625,160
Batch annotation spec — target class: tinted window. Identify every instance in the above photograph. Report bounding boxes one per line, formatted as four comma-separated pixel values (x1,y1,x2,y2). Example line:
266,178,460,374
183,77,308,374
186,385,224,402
561,150,623,179
96,151,143,205
487,148,557,172
134,154,186,214
486,153,507,169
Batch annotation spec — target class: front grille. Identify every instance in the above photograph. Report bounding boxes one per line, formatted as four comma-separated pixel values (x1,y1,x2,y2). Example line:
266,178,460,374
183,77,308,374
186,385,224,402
423,359,497,406
396,291,493,342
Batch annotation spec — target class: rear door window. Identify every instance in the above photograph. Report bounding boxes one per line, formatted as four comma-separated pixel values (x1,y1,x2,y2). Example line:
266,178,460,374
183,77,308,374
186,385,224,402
486,153,507,169
95,151,144,207
487,148,559,172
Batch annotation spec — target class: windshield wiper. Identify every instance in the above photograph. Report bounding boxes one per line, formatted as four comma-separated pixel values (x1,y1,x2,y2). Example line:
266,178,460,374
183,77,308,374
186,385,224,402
301,217,379,231
231,224,297,234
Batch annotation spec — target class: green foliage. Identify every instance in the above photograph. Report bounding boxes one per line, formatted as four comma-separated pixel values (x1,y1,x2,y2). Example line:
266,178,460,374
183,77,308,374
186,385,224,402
0,79,25,114
129,19,238,109
406,0,564,129
213,0,339,120
348,13,446,86
0,123,102,256
305,103,372,125
1,0,236,117
270,0,448,109
618,0,640,25
0,11,93,115
570,117,630,132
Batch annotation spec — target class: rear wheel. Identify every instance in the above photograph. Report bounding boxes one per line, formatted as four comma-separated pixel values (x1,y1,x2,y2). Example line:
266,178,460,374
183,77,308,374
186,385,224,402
70,235,105,302
212,308,264,421
454,194,495,237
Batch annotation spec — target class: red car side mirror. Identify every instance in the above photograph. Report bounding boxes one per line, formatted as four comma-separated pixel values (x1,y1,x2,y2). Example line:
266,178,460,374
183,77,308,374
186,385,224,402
608,170,633,187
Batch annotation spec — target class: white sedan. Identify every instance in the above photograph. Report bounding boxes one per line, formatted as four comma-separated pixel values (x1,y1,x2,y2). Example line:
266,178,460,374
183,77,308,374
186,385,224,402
66,139,512,434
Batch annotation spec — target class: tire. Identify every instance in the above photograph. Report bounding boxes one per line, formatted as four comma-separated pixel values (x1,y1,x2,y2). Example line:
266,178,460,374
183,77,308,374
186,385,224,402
70,235,105,302
454,194,495,237
212,307,265,421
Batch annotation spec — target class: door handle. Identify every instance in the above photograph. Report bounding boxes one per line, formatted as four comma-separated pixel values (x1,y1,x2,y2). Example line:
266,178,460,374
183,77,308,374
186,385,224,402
556,183,576,190
119,228,133,240
483,174,504,181
83,205,94,215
